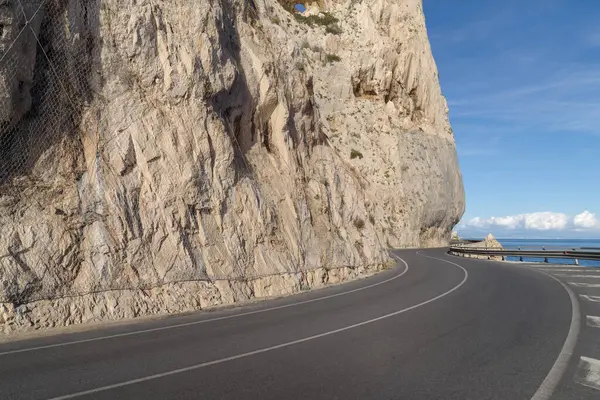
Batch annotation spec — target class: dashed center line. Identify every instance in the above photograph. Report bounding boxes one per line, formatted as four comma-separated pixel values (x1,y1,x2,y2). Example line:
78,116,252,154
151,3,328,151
539,268,596,272
536,267,600,274
575,357,600,391
568,282,600,288
580,295,600,302
586,316,600,329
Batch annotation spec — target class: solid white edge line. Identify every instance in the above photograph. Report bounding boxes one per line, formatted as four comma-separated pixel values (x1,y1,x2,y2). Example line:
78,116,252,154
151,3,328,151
529,269,581,400
45,254,469,400
1,255,409,357
446,251,581,400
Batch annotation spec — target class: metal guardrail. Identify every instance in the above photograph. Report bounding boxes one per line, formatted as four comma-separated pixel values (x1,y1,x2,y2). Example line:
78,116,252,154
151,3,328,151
449,240,480,246
449,246,600,262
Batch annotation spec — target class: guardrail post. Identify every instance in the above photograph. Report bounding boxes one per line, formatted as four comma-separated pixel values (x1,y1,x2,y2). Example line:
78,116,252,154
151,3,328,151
519,256,523,262
544,257,549,263
575,259,579,266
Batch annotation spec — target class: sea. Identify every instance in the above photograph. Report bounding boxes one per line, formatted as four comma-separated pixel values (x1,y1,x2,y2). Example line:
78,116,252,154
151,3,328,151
496,239,600,267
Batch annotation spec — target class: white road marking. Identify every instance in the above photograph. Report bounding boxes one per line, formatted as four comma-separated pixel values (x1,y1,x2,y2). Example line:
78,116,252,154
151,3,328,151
539,268,600,272
556,274,600,278
569,282,600,288
580,295,600,302
528,267,581,400
575,356,600,391
0,258,410,357
586,316,600,328
46,255,469,400
528,264,584,268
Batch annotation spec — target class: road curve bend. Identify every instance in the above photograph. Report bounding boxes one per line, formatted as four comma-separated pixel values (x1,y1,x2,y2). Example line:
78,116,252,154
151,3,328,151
0,249,572,400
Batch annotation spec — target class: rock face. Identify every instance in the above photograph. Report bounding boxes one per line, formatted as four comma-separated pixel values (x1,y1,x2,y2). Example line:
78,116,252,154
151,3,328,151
0,0,44,133
481,233,503,249
461,233,503,249
0,0,464,334
450,233,503,260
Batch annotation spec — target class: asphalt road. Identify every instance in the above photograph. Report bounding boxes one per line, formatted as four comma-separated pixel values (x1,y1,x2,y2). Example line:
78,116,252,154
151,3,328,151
0,249,574,400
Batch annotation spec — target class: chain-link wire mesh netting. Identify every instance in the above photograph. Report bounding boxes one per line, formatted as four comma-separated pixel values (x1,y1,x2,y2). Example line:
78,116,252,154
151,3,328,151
0,0,115,305
0,0,374,306
0,0,94,182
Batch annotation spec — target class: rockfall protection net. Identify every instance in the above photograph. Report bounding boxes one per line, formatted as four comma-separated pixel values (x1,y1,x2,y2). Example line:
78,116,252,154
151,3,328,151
0,0,354,306
0,0,376,308
0,0,95,183
0,0,127,305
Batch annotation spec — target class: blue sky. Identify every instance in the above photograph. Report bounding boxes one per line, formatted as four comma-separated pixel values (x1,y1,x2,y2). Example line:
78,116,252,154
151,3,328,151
423,0,600,238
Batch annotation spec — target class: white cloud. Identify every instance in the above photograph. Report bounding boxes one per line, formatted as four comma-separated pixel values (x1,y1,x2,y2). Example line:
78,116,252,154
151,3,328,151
462,211,600,235
493,215,524,229
574,210,600,229
524,212,569,230
466,212,570,231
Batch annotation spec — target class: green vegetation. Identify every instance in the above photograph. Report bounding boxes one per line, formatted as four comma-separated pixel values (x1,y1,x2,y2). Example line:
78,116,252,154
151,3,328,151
325,24,342,35
276,0,342,33
350,149,363,160
292,10,342,34
325,53,341,63
294,11,339,27
203,80,214,99
354,218,365,230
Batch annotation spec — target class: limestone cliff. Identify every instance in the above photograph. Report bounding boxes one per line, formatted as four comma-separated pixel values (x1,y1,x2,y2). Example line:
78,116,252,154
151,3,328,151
450,234,503,260
0,0,464,333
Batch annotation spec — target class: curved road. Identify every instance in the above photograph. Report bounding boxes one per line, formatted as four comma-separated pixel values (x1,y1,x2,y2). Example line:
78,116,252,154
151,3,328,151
0,249,575,399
